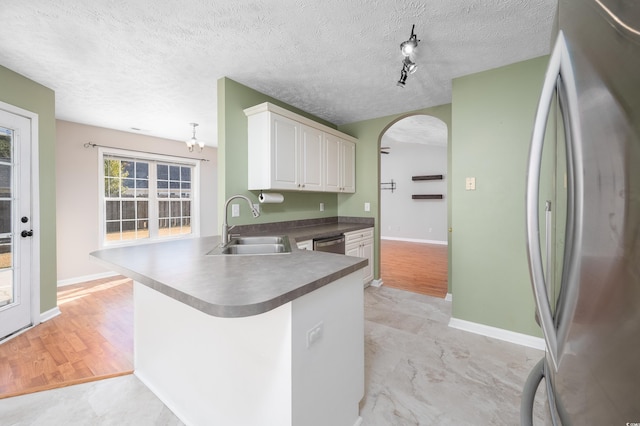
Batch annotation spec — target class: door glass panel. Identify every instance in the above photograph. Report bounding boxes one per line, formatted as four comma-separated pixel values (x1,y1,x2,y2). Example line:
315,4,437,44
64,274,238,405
0,127,13,308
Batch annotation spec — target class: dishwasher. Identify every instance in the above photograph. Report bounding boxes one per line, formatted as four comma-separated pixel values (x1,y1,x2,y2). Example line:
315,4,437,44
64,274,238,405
313,234,345,254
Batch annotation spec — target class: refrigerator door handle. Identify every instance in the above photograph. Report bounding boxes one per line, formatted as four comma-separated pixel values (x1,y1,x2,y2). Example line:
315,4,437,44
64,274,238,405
526,31,583,372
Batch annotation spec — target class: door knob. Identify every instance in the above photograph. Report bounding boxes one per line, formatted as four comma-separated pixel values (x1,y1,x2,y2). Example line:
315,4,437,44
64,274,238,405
21,230,33,238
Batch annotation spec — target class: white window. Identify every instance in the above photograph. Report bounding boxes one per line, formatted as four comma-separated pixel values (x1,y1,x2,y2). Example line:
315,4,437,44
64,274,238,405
99,148,199,246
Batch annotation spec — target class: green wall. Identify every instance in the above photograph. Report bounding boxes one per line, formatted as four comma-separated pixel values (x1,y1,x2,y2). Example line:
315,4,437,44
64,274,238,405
338,105,452,284
450,56,548,336
217,77,342,229
0,65,57,314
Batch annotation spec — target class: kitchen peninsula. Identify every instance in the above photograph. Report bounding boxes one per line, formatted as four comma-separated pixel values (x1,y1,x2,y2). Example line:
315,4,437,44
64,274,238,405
91,235,367,426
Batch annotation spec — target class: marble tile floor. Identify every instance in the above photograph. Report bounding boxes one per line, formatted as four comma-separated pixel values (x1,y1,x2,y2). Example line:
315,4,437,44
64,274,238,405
0,286,546,425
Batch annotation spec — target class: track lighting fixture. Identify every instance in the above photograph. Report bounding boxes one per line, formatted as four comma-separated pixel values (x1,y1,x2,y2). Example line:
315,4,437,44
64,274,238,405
403,56,418,74
186,122,204,152
397,69,408,87
400,24,419,57
396,24,420,87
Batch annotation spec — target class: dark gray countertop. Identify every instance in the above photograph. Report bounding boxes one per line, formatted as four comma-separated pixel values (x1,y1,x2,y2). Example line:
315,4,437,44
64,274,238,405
90,236,367,318
231,216,374,242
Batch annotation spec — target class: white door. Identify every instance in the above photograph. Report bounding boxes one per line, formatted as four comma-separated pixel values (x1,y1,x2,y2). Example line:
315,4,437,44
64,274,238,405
0,109,33,340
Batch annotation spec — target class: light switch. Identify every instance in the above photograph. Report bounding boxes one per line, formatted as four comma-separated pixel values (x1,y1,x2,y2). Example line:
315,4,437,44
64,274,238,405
465,177,476,191
231,203,240,217
320,202,324,212
364,202,371,212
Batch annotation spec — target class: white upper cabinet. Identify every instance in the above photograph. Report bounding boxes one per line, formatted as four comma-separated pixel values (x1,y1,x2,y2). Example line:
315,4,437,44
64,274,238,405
324,134,355,193
245,102,356,193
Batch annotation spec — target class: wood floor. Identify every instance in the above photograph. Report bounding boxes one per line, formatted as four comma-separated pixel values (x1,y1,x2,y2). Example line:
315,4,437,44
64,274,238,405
380,239,448,298
0,276,134,399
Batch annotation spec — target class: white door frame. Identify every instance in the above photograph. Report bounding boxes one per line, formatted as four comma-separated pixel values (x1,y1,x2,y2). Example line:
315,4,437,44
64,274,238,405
0,100,40,340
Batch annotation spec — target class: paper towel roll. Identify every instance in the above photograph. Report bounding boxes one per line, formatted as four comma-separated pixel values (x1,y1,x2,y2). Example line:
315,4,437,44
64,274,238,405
258,192,284,203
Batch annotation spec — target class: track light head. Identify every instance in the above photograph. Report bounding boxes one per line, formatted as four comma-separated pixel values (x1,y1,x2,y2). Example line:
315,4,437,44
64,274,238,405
400,24,420,57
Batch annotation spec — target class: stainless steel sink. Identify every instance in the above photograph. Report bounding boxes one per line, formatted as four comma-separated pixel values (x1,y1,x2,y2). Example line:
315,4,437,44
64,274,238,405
207,235,291,256
221,243,288,255
228,236,286,245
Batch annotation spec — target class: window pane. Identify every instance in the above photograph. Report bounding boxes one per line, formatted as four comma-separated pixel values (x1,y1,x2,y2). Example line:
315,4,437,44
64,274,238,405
105,177,120,198
157,164,168,180
104,159,120,177
106,221,121,241
106,201,120,220
0,200,10,234
157,180,168,189
180,167,191,181
0,129,11,162
122,201,135,220
137,201,148,219
121,220,136,240
169,165,180,180
158,200,169,218
136,162,148,179
170,200,181,216
122,161,134,178
182,201,191,216
0,164,11,198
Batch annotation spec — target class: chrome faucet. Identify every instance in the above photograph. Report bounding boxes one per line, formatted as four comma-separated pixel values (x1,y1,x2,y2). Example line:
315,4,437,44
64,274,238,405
222,194,260,244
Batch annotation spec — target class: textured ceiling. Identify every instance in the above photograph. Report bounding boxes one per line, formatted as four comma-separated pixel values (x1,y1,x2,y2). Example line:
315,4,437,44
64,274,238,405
0,0,555,146
383,115,448,147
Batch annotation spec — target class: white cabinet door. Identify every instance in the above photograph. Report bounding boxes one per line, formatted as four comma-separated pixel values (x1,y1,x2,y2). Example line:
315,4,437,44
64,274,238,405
272,114,300,190
341,140,356,193
324,133,341,192
300,125,324,191
324,134,356,193
345,242,360,258
344,228,374,285
360,238,374,283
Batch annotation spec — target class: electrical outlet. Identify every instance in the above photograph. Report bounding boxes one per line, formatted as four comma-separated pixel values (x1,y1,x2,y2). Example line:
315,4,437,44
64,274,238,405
253,203,260,214
231,204,240,217
306,321,324,348
465,177,476,190
320,202,324,212
364,202,371,212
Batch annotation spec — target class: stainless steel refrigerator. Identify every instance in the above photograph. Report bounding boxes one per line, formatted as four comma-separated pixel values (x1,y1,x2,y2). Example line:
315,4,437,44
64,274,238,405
521,0,640,424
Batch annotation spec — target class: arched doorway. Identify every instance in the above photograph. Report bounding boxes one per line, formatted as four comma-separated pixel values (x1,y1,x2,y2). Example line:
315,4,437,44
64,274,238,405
379,114,449,297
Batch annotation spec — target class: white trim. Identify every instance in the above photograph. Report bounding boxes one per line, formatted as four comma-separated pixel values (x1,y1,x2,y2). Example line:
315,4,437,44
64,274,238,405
0,101,41,334
369,279,383,288
381,236,448,245
40,306,61,322
445,293,452,302
57,271,119,287
352,416,364,426
448,318,546,350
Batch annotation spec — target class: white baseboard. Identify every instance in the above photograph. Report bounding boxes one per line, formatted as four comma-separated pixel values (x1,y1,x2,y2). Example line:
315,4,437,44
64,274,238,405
381,236,448,245
353,416,363,426
40,306,61,322
369,279,383,288
448,317,545,351
57,271,119,287
445,293,452,302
